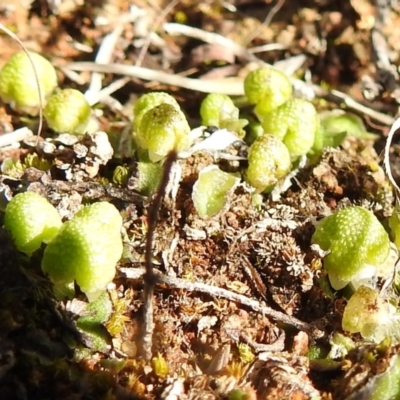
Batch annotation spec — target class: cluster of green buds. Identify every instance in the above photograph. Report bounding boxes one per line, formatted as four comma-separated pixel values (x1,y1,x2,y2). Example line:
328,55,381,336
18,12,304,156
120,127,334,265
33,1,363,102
3,192,123,301
197,67,322,199
132,92,191,162
244,67,319,161
193,66,321,202
187,66,324,215
195,67,368,199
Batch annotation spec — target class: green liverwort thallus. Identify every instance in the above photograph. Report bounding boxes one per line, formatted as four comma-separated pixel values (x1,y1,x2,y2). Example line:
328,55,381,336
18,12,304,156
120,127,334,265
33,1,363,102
135,103,190,162
44,88,92,134
41,202,123,301
0,51,58,115
246,134,291,193
4,192,62,255
312,206,391,290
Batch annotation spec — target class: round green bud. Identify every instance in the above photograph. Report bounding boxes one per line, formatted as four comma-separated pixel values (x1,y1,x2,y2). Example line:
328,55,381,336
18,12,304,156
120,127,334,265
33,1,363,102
41,202,123,301
262,98,319,160
43,89,91,134
0,51,58,115
199,93,248,137
4,192,62,255
133,92,180,134
200,93,237,127
244,67,292,118
136,103,190,162
246,134,291,193
312,206,391,290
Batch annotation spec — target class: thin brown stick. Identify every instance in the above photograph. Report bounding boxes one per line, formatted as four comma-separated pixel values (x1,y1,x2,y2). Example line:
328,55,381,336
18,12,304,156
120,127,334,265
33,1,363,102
141,151,178,360
240,331,285,353
86,12,138,105
157,274,323,337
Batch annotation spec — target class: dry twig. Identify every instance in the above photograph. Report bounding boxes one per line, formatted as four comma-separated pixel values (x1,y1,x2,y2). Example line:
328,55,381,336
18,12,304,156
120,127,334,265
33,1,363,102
315,87,395,126
240,331,286,353
121,267,324,339
64,61,245,94
65,23,395,126
85,12,139,105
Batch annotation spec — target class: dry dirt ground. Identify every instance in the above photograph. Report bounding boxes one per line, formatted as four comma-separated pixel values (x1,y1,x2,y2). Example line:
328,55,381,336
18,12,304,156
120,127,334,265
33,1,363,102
1,1,400,399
